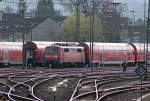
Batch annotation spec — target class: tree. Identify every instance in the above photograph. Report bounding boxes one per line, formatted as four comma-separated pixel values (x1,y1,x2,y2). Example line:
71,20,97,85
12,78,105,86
59,0,128,42
4,6,14,14
18,0,27,17
60,15,103,41
128,18,146,43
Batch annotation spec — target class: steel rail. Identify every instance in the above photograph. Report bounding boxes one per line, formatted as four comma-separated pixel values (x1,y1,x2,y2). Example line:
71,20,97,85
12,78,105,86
95,79,98,101
69,79,82,101
8,82,35,101
71,83,150,101
69,73,138,101
97,84,150,101
69,73,150,101
31,75,57,101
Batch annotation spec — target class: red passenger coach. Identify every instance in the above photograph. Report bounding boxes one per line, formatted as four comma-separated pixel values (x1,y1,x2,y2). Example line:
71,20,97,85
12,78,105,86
45,45,85,67
132,43,150,65
79,42,135,66
0,42,22,67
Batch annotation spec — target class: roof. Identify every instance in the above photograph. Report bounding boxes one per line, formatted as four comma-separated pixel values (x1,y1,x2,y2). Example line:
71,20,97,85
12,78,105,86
49,45,84,49
83,42,134,51
132,43,150,51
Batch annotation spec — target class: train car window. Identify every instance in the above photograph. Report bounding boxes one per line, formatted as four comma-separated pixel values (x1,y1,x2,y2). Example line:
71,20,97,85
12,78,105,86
69,48,77,52
103,46,106,50
109,46,112,50
117,46,119,50
77,49,82,52
99,46,102,50
113,46,116,50
106,45,108,50
112,46,114,50
101,45,104,50
123,47,126,50
64,48,69,52
113,46,115,50
111,46,113,50
115,46,117,50
121,46,123,50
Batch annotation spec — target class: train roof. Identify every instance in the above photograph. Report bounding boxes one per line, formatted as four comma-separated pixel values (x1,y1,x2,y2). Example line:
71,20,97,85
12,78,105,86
0,42,22,46
26,41,78,49
0,41,78,50
47,45,84,49
80,42,134,51
33,41,77,45
132,43,150,51
0,45,22,51
83,42,129,46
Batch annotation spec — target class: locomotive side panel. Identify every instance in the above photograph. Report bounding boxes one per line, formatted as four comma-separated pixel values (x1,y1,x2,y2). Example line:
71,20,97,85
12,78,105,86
62,48,84,63
45,46,85,67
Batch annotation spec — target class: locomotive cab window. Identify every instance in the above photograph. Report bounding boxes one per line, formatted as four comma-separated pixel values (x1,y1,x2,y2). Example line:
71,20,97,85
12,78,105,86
64,48,81,52
77,49,82,52
46,47,59,52
64,48,69,52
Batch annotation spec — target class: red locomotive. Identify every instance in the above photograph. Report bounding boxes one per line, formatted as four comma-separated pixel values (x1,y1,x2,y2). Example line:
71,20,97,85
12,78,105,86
44,45,85,67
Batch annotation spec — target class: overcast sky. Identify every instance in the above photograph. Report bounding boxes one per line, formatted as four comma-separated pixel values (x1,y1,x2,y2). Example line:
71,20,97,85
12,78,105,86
0,0,148,19
115,0,148,19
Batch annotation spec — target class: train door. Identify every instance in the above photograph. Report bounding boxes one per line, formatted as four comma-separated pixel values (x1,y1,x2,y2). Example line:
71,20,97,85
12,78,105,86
0,51,3,61
24,41,38,67
0,51,4,67
4,50,9,66
98,51,103,67
25,50,34,67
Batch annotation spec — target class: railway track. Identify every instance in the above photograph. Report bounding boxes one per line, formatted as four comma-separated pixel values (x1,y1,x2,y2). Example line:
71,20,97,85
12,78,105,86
0,67,149,101
7,71,58,101
69,75,150,101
